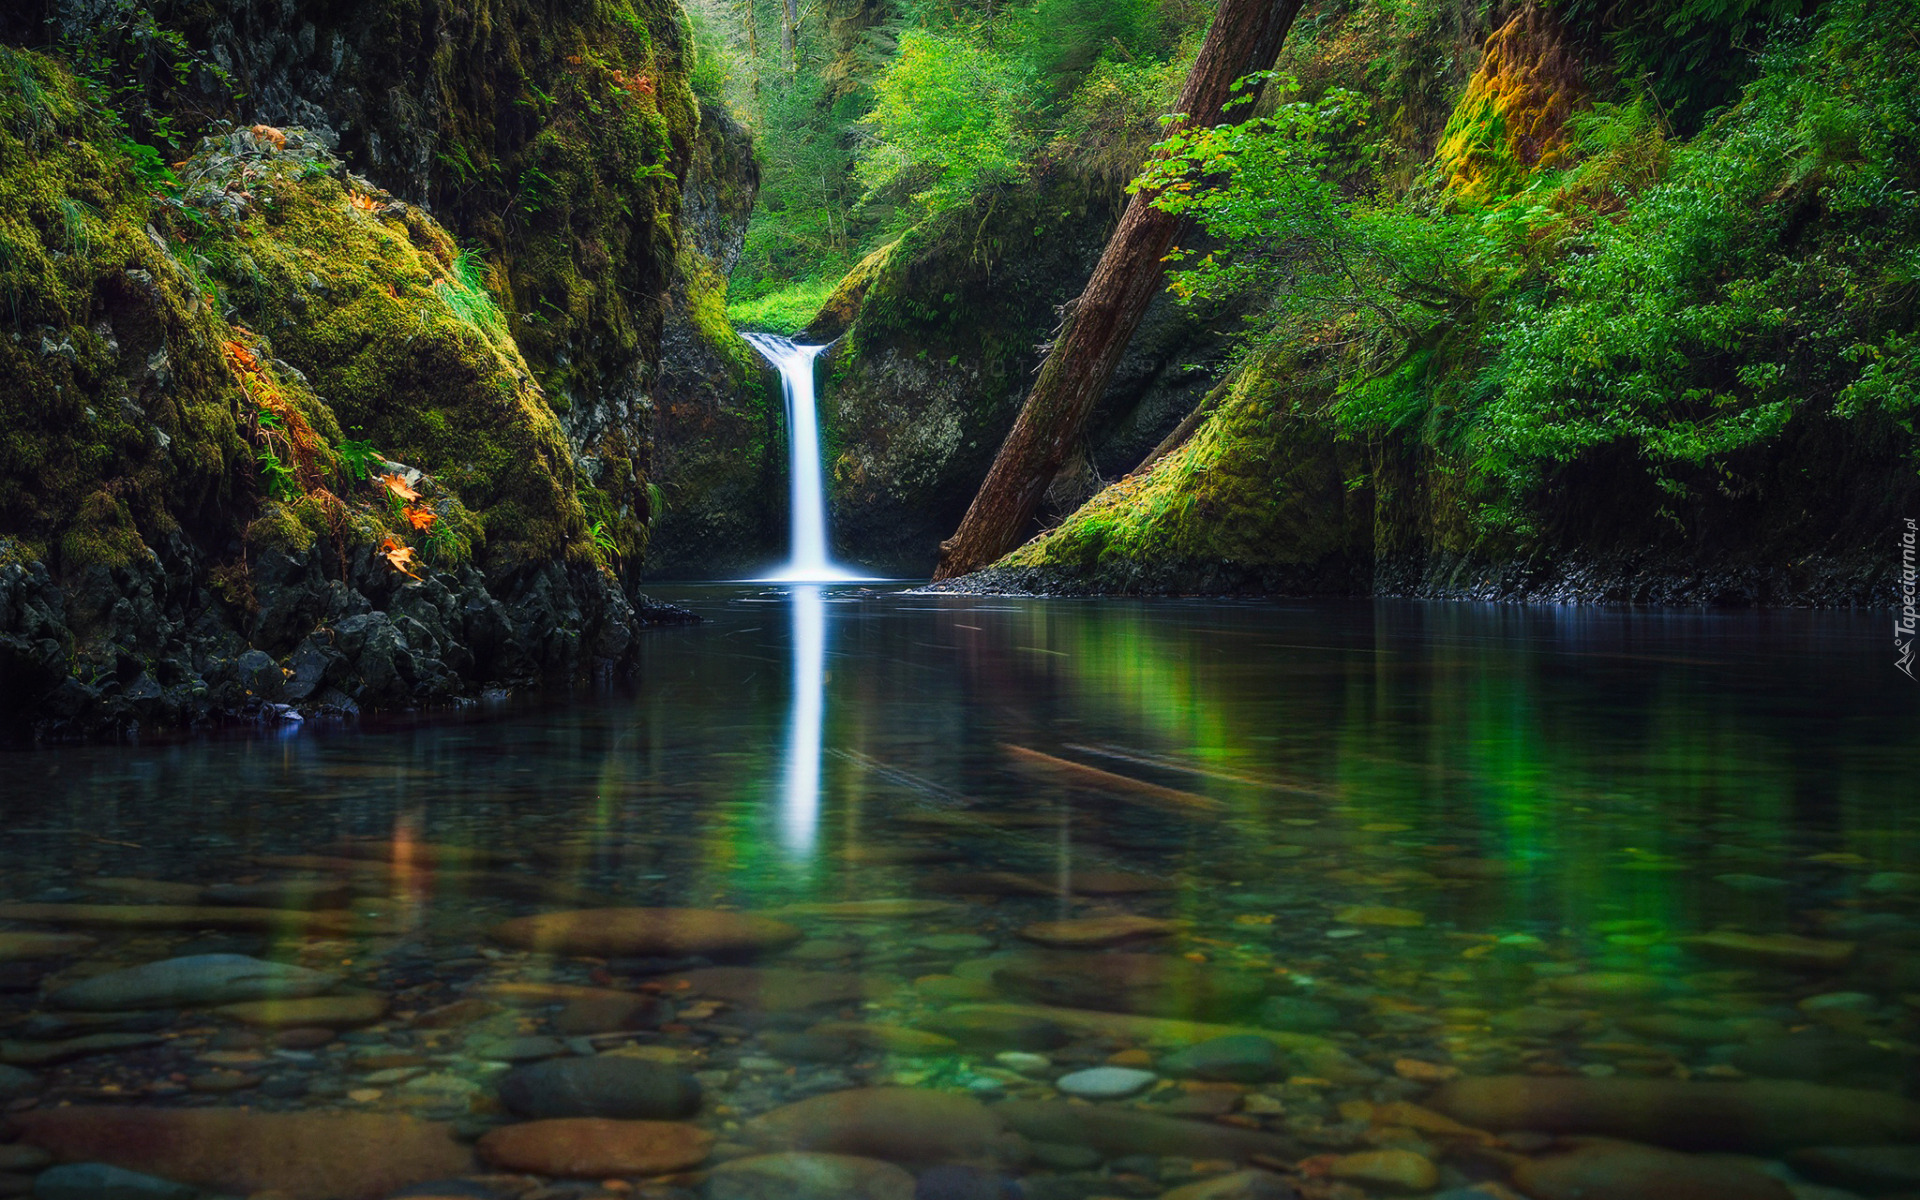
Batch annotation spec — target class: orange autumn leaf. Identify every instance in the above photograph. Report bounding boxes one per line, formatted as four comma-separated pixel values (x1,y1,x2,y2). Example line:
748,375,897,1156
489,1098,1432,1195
222,340,259,372
403,504,437,533
378,472,421,502
249,124,288,150
379,537,421,580
349,192,379,213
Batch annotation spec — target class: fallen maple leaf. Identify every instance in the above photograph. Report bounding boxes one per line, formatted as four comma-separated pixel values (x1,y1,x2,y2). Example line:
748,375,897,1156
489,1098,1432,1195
402,504,437,533
222,340,259,372
378,472,421,502
249,124,288,150
349,192,380,213
379,536,421,580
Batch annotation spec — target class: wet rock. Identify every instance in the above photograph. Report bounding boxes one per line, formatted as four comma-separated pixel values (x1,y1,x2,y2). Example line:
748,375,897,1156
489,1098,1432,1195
203,881,354,909
1429,1076,1920,1151
1727,1032,1901,1086
8,1108,472,1200
274,1027,338,1050
1327,1149,1438,1193
1490,1007,1586,1037
1257,996,1341,1033
776,900,965,919
31,1163,198,1200
488,908,803,958
83,878,206,904
1055,1067,1156,1099
411,999,500,1029
0,904,389,935
1,1034,164,1065
497,1055,702,1120
1544,973,1669,1001
705,1152,916,1200
1017,916,1178,947
473,1036,570,1062
1787,1146,1920,1193
914,1165,1023,1200
994,1100,1294,1162
0,1149,48,1173
215,992,388,1028
993,954,1266,1021
475,1118,713,1176
0,1064,40,1099
0,934,96,963
740,1087,1020,1169
1333,906,1425,928
49,954,338,1010
665,967,896,1011
921,1010,1068,1053
1620,1014,1770,1044
553,993,663,1035
1679,933,1855,971
759,1032,857,1062
13,1012,178,1040
1159,1035,1286,1083
1158,1169,1298,1200
1512,1140,1792,1200
807,1022,957,1055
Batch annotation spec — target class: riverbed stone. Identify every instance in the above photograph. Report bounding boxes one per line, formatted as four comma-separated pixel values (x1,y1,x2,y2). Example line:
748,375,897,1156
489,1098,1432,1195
475,1118,713,1175
1,1034,163,1065
1429,1076,1920,1150
488,908,803,958
202,881,354,909
1055,1066,1156,1099
0,1064,42,1098
0,904,389,935
1679,933,1856,971
705,1152,916,1200
1327,1149,1439,1193
1788,1145,1920,1193
994,1100,1294,1162
740,1087,1020,1168
1490,1007,1587,1037
1512,1140,1793,1200
1159,1035,1286,1083
1257,996,1341,1033
1728,1032,1900,1086
497,1054,702,1120
665,967,896,1011
0,934,95,963
31,1163,198,1200
1545,973,1669,1001
1017,916,1178,947
993,953,1267,1021
8,1107,472,1200
215,992,388,1028
1159,1170,1299,1200
807,1022,958,1055
49,954,339,1011
920,1009,1068,1052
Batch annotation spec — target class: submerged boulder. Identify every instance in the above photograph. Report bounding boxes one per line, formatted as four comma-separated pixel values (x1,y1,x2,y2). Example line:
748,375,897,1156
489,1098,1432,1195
49,955,338,1011
489,909,803,958
1429,1076,1920,1151
740,1087,1021,1169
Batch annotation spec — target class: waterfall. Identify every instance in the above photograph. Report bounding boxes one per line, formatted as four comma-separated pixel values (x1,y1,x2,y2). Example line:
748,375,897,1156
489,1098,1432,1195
741,332,862,582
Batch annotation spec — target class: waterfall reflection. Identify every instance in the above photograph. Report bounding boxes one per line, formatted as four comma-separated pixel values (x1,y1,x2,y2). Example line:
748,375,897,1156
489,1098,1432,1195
780,585,826,855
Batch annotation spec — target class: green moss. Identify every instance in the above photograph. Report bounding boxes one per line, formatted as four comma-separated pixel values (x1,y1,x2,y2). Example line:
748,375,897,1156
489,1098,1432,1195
57,491,147,572
1002,352,1367,578
0,48,250,589
244,499,317,556
728,277,840,336
1434,9,1585,204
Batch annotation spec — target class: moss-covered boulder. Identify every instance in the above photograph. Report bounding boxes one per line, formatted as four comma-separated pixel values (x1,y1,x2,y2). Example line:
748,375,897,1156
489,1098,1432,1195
0,48,698,739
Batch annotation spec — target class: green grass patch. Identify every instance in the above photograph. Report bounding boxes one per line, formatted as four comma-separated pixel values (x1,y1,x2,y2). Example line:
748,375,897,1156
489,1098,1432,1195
726,277,837,337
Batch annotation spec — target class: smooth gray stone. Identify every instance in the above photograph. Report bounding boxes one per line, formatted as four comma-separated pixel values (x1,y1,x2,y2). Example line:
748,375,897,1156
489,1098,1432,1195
50,955,337,1011
33,1163,197,1200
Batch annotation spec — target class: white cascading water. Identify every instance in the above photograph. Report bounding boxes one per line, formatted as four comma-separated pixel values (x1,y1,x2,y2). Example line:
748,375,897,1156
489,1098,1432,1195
740,332,862,582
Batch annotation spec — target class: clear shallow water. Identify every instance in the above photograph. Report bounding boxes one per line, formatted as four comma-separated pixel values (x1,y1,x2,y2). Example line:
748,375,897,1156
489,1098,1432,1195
2,589,1918,1199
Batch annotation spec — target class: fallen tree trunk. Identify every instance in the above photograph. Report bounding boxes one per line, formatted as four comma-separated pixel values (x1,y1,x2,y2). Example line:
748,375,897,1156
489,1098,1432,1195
932,0,1308,581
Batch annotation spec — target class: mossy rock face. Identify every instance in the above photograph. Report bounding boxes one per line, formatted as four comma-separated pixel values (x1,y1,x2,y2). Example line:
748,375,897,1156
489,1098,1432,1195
0,47,250,584
979,355,1375,596
1434,8,1585,204
0,47,702,738
822,169,1230,577
183,127,590,570
648,99,782,579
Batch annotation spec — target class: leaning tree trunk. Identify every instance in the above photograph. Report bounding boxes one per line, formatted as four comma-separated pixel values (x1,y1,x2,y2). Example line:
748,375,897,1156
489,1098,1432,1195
931,0,1307,581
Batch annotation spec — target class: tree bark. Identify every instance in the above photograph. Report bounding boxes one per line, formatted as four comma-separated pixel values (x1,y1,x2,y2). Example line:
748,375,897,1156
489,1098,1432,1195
781,0,800,75
931,0,1307,582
